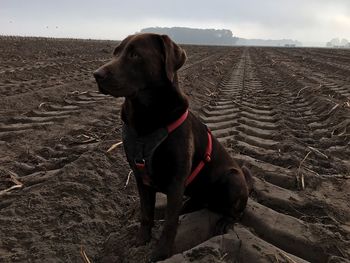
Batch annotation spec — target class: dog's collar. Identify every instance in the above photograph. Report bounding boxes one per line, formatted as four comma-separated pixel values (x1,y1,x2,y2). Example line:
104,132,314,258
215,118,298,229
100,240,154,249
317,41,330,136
167,109,189,133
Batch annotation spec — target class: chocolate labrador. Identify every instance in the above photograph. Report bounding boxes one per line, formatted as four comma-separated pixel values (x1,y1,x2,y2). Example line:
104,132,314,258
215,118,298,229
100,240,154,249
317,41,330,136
94,33,253,261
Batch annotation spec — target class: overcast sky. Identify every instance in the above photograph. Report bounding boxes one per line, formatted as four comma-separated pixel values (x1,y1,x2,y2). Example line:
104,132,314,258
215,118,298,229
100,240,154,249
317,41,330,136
0,0,349,46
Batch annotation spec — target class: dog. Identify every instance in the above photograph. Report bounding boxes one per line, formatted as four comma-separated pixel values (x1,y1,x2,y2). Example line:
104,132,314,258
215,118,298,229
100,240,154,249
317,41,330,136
94,33,253,261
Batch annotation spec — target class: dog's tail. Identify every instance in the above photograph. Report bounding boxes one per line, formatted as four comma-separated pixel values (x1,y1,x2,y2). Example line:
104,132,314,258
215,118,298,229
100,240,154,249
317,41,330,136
242,166,254,194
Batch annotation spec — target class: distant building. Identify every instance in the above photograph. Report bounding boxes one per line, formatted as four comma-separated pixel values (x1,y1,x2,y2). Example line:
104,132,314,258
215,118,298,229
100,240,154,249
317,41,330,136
284,44,296,47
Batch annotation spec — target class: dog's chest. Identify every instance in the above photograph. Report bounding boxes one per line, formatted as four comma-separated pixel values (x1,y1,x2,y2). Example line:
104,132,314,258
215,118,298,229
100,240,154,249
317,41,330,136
122,124,169,185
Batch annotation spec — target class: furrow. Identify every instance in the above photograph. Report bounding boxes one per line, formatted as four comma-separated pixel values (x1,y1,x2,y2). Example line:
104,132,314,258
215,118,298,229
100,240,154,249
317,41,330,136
196,48,350,262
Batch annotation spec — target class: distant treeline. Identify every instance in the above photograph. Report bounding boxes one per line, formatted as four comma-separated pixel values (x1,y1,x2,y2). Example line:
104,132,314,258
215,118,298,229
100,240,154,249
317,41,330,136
140,27,238,46
326,38,350,48
140,27,302,47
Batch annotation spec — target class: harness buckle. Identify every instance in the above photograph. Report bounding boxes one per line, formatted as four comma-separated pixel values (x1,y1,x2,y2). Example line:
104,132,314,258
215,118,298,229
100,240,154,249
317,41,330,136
135,159,146,170
204,153,211,162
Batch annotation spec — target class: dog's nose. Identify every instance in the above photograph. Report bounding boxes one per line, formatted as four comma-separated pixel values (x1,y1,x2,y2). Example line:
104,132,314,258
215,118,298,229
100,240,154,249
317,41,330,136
93,68,108,81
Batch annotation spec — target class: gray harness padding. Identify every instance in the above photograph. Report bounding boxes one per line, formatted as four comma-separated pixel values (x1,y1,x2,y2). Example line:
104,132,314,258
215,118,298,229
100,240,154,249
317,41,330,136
122,124,169,176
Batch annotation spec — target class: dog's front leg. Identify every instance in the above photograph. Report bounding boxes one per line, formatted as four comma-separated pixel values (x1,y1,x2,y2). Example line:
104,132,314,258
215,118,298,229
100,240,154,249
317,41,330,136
151,181,184,261
136,178,156,245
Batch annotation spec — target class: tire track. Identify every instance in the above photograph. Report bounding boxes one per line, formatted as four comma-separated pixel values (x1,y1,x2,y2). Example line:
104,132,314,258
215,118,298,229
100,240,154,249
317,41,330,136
0,91,115,136
0,91,122,177
0,59,110,96
198,48,350,262
0,56,109,75
254,48,350,176
263,48,350,101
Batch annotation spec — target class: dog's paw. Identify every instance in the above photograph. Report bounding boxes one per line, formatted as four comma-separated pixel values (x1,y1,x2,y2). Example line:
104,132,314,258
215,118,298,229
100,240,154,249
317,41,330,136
149,242,172,262
215,216,236,234
149,248,171,262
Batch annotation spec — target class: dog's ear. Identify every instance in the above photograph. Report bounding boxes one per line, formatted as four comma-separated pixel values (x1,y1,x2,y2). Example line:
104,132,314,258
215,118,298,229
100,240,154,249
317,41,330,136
160,35,187,82
113,35,133,56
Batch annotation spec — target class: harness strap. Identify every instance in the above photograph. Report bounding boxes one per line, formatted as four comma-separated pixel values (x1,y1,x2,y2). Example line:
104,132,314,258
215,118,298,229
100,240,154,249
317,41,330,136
133,109,189,186
185,130,212,186
135,161,152,185
132,109,212,187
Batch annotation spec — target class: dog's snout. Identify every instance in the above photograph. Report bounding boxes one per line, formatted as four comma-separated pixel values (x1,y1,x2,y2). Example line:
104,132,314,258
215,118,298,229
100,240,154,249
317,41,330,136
93,67,108,81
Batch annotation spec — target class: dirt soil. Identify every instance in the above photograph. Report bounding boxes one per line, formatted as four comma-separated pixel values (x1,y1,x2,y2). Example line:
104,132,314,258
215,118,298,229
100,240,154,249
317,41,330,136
0,36,349,263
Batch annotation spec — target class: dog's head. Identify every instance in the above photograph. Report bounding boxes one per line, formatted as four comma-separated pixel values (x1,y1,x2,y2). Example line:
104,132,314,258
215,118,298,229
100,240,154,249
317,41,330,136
93,33,187,98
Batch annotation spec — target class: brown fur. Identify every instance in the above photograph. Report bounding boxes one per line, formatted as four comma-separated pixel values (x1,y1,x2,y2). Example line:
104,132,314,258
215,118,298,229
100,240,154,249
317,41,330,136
94,33,253,261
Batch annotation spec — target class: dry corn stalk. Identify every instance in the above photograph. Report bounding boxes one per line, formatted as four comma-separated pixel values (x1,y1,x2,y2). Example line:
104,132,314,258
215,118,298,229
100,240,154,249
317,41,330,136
279,250,298,263
328,103,339,115
296,151,311,190
307,146,328,159
0,171,23,197
80,246,92,263
125,170,133,188
107,141,123,153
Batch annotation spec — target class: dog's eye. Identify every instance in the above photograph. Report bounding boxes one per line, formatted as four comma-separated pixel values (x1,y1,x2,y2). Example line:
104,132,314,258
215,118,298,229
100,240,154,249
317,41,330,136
129,51,141,59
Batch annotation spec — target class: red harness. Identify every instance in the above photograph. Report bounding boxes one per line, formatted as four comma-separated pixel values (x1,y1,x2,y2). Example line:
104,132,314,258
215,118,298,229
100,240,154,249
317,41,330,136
135,109,213,187
185,129,212,186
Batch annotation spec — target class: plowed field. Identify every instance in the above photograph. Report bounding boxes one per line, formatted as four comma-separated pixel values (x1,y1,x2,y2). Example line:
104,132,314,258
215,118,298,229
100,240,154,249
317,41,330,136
0,37,349,263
